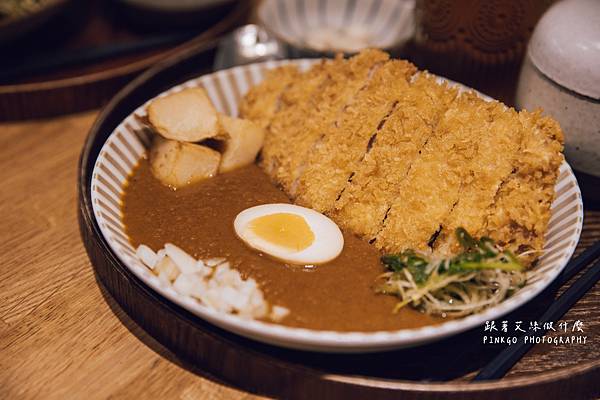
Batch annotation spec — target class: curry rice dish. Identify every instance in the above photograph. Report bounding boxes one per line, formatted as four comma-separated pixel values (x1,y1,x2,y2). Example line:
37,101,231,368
122,49,564,331
240,49,564,266
123,163,441,331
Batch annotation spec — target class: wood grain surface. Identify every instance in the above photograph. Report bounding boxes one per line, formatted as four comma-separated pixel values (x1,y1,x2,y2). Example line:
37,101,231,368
0,1,249,121
0,112,262,399
1,111,599,399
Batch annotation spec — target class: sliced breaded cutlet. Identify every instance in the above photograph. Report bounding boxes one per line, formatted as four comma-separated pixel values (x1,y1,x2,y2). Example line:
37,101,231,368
239,65,300,129
278,49,390,196
241,50,565,266
259,59,336,176
375,93,495,253
483,110,564,264
332,73,458,241
432,99,525,257
294,59,417,213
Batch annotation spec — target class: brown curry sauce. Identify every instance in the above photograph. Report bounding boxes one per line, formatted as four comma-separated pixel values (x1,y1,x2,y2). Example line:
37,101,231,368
122,160,440,331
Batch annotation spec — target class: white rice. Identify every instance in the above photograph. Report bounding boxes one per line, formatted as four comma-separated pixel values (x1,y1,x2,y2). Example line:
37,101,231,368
164,243,198,274
205,257,227,267
136,244,159,269
137,244,290,322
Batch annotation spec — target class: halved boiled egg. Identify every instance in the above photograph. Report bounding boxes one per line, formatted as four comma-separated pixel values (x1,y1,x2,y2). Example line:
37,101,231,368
234,203,344,265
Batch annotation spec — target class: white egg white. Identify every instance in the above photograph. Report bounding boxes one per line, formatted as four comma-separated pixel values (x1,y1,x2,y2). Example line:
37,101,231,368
233,203,344,265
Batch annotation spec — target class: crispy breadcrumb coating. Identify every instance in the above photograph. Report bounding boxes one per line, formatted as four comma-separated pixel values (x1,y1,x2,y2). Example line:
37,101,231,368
239,65,300,128
333,73,458,241
281,49,390,196
243,50,564,266
432,98,524,257
260,60,334,176
483,110,564,265
295,59,417,212
376,93,488,253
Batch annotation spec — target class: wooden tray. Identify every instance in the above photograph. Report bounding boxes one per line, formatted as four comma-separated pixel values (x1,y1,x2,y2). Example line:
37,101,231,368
0,0,250,121
78,40,600,399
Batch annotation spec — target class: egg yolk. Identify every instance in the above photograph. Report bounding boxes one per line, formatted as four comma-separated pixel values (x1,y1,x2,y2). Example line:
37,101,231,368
247,213,315,252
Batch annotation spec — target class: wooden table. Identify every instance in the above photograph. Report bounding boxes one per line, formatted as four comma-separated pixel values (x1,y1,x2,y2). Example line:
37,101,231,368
0,112,261,399
1,111,599,399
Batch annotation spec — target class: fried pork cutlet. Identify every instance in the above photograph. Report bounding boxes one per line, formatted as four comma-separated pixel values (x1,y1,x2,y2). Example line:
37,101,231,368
258,60,334,176
239,65,300,129
483,111,564,265
332,73,458,241
258,50,390,183
280,49,390,196
375,93,493,253
295,59,417,213
242,50,564,266
431,98,525,257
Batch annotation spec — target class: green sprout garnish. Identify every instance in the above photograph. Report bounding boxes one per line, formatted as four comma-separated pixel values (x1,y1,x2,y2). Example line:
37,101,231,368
378,228,526,317
381,228,523,287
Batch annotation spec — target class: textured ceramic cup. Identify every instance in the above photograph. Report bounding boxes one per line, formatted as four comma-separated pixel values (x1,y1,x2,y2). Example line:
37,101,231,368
516,0,600,177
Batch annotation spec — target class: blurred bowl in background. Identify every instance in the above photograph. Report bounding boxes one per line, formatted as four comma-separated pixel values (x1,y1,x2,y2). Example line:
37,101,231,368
257,0,415,56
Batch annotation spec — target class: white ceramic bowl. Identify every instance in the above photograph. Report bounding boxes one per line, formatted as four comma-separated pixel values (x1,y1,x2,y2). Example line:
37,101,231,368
91,60,583,353
257,0,415,54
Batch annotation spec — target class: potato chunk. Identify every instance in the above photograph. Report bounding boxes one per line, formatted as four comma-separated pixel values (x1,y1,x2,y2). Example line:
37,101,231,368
150,137,221,188
147,87,219,142
218,114,265,173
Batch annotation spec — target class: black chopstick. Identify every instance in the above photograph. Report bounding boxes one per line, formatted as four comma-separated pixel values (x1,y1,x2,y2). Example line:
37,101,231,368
473,241,600,381
556,241,600,286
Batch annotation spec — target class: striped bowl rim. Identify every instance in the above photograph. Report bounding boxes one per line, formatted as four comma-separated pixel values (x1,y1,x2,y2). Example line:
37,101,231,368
257,0,415,53
90,59,583,353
